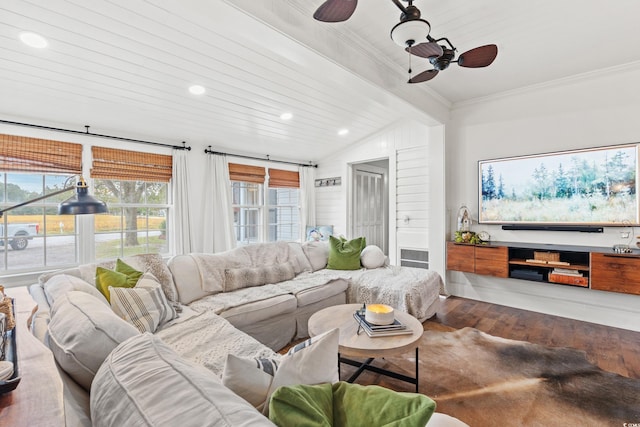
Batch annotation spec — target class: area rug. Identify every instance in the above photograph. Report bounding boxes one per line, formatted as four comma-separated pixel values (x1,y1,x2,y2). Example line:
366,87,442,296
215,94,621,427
357,327,640,427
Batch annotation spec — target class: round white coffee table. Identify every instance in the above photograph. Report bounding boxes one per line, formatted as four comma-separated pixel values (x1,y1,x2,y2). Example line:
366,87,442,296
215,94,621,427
308,304,423,391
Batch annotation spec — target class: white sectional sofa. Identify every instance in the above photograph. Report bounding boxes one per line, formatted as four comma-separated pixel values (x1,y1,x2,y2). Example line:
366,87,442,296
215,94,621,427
28,241,453,426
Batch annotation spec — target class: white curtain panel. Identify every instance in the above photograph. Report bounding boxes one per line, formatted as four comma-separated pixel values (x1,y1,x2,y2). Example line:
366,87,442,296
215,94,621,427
202,154,236,253
172,149,195,254
299,166,316,240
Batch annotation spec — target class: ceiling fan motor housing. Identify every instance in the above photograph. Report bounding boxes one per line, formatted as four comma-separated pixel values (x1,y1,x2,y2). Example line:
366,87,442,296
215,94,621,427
430,47,455,70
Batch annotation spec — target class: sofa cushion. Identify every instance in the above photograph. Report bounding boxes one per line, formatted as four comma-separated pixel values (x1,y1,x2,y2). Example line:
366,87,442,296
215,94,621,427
295,278,349,307
220,294,297,328
44,274,108,307
301,241,329,271
48,291,139,391
327,236,366,270
360,245,387,269
109,273,177,333
95,259,143,302
222,328,339,413
91,333,275,427
224,262,296,292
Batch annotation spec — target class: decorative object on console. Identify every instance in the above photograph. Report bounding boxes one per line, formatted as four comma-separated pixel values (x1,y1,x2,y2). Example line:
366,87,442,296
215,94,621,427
456,205,471,231
454,230,481,244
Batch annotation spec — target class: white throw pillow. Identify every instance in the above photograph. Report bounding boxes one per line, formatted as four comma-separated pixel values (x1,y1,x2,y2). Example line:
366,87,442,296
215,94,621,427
222,328,339,413
48,291,139,391
91,333,274,427
110,272,177,333
44,274,108,307
360,245,387,269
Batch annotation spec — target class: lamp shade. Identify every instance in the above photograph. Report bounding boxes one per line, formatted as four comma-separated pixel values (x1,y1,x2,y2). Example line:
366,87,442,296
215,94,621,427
390,19,431,47
58,181,108,215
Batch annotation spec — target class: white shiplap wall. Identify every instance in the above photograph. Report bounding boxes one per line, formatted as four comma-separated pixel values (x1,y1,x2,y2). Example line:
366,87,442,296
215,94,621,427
315,120,445,275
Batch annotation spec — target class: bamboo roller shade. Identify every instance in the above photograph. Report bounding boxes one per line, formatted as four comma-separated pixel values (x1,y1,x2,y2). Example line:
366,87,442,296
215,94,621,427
91,146,172,182
0,134,82,174
268,168,299,188
229,163,299,187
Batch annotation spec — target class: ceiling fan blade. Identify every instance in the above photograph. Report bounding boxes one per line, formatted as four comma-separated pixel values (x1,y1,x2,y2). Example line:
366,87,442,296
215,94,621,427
408,69,439,83
313,0,357,23
405,42,443,59
457,44,498,68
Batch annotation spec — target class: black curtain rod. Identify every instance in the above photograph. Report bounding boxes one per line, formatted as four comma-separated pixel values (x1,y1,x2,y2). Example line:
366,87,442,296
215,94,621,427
204,146,317,168
0,119,191,151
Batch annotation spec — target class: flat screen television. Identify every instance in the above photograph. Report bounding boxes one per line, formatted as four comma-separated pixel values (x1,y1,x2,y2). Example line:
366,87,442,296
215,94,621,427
479,144,639,227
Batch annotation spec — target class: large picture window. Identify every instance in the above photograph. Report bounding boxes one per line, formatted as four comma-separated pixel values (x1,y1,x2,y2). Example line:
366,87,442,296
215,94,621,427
0,134,82,272
91,147,172,259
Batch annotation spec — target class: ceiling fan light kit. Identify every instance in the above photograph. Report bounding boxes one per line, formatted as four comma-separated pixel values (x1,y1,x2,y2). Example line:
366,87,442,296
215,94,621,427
390,19,430,47
314,0,498,83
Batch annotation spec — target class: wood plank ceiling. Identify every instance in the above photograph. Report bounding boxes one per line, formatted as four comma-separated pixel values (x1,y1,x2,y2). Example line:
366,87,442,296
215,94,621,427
1,0,640,162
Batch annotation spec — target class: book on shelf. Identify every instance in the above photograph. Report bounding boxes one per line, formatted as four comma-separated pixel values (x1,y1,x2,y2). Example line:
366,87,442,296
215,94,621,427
353,312,413,338
525,259,571,266
552,268,583,276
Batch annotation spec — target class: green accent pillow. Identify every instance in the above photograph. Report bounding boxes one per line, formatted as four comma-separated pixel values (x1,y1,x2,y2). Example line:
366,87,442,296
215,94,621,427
269,381,436,427
95,260,143,302
327,236,366,270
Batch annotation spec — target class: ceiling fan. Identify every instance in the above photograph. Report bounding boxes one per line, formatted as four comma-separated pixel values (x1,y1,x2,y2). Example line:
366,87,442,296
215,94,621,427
313,0,498,83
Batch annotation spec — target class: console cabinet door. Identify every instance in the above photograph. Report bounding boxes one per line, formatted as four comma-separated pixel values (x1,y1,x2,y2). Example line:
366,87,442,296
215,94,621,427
590,253,640,295
474,245,509,277
446,242,475,273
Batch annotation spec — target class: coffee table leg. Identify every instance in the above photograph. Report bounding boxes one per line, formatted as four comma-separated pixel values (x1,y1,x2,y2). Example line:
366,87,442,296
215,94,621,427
338,347,419,392
415,347,419,393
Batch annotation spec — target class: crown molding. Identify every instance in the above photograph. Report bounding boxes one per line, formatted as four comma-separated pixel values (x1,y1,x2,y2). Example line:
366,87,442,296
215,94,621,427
452,60,640,110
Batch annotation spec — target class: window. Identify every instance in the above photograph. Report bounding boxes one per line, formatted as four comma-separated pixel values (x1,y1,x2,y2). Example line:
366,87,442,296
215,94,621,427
267,169,300,242
229,163,300,245
0,134,82,272
91,147,172,260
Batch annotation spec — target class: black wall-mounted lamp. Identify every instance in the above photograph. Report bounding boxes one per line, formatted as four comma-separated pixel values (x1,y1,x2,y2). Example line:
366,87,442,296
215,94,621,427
0,177,108,218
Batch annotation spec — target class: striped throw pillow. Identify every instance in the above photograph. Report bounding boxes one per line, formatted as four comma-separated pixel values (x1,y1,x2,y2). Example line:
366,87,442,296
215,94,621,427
222,328,339,413
110,273,176,333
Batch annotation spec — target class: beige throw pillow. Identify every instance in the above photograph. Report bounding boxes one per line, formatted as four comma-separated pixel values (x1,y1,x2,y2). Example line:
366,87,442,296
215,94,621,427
224,262,296,292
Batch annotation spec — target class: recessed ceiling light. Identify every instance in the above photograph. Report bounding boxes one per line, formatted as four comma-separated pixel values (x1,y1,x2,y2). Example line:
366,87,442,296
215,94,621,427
188,85,206,95
19,32,48,49
280,112,293,120
338,129,349,136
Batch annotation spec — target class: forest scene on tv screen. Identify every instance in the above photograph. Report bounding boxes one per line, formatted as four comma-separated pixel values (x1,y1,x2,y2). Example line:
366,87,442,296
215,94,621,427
479,145,638,225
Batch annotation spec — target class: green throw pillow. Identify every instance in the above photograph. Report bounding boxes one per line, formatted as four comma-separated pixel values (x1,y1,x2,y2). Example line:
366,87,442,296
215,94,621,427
95,259,143,302
269,381,436,427
327,236,366,270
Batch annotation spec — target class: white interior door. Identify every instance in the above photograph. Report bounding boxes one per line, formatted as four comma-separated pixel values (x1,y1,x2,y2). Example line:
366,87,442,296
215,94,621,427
351,163,388,253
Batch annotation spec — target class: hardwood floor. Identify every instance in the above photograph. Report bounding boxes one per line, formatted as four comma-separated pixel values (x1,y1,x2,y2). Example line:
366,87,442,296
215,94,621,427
425,296,640,379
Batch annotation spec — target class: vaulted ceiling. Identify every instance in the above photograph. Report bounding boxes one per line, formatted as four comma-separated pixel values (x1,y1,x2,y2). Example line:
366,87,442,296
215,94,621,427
2,0,640,163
